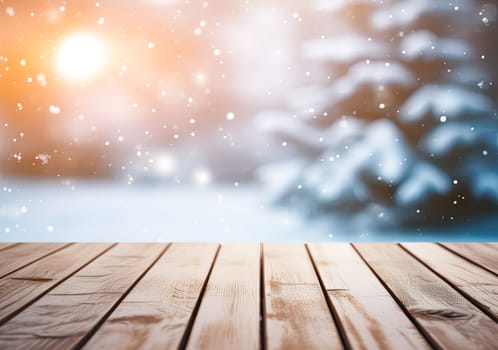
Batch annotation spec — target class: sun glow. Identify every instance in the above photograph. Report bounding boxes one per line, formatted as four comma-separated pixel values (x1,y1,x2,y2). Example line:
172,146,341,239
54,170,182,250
56,33,107,81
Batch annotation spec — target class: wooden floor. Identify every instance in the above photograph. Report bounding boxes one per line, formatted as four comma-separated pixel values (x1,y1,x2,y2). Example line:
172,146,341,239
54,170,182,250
0,243,496,349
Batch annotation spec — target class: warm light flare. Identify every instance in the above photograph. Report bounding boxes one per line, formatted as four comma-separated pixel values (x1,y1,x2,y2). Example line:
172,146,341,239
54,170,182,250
56,33,107,81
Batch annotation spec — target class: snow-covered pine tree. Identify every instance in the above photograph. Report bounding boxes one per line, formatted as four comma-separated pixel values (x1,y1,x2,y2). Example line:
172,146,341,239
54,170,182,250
257,0,498,227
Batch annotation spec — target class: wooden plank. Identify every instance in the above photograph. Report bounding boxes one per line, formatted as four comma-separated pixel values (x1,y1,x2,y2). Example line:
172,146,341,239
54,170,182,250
308,243,430,350
440,243,498,276
83,243,219,350
263,243,343,350
354,243,498,350
187,243,260,350
0,243,165,350
0,243,18,251
0,243,69,278
402,243,498,320
0,243,112,325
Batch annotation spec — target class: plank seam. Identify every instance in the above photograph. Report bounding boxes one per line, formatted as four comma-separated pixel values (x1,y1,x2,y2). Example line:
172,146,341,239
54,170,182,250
305,243,350,350
351,244,441,350
0,243,73,280
399,243,498,322
0,243,20,252
74,243,172,349
260,242,267,350
0,243,117,326
437,243,498,277
179,243,222,350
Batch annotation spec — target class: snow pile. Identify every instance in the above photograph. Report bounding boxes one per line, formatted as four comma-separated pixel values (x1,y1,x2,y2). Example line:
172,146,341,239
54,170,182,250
400,85,495,123
303,36,388,63
401,31,473,61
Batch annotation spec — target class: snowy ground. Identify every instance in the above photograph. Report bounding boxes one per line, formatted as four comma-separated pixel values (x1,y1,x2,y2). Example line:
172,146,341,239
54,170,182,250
0,178,496,242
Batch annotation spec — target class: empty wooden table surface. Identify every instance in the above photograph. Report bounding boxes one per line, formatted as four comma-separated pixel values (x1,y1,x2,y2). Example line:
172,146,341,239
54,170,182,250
0,242,496,349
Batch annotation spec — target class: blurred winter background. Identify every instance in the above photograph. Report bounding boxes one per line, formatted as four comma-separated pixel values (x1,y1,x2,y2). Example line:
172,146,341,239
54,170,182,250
0,0,497,242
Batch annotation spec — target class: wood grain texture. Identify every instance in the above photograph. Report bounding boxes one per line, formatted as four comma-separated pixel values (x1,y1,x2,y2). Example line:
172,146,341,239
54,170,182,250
0,243,165,350
263,243,343,350
187,243,260,350
0,242,495,349
440,243,498,276
0,243,18,251
0,243,69,278
402,243,498,320
354,243,498,350
83,243,219,350
308,243,429,350
0,243,112,325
